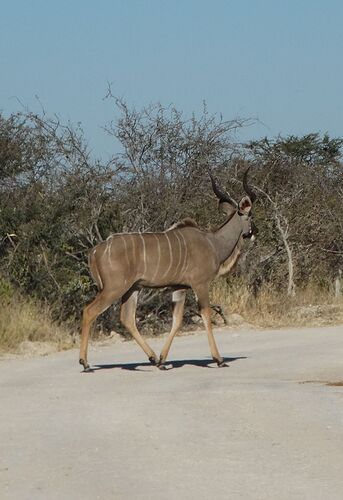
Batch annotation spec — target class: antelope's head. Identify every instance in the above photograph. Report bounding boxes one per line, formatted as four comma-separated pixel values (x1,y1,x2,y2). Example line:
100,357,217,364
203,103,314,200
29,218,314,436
209,168,258,241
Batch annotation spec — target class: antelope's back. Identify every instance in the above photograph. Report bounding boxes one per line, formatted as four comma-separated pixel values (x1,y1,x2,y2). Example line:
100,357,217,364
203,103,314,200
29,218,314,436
94,228,211,286
92,226,217,288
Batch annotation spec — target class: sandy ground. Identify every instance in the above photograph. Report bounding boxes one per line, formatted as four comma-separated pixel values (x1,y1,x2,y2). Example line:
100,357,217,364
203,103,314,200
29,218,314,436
1,325,343,500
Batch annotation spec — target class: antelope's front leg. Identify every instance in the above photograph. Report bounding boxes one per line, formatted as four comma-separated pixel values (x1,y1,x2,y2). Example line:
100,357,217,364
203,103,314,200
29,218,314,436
158,289,186,369
195,284,228,367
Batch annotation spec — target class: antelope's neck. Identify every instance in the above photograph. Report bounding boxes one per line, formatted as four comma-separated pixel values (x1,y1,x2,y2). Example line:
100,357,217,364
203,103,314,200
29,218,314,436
211,213,243,264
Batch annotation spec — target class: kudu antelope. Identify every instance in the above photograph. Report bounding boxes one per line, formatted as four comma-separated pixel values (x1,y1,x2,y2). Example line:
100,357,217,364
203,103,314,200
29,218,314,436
79,169,257,371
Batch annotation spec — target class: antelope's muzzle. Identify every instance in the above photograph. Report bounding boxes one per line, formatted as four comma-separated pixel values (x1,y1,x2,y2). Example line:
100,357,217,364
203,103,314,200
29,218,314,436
243,222,258,240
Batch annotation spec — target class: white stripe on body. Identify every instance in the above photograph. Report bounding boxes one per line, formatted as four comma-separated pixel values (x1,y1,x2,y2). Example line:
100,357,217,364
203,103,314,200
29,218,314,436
152,234,161,282
105,237,111,256
177,230,189,280
162,232,173,279
130,234,136,277
173,231,183,277
139,233,147,276
120,235,131,268
105,237,114,269
92,248,103,290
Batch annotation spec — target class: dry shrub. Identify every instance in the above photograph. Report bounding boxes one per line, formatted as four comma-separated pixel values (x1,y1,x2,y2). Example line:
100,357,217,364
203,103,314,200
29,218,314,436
0,295,73,353
210,279,343,328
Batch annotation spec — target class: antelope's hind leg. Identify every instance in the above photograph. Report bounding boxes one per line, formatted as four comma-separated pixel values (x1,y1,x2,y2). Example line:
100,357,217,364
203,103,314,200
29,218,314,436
158,289,186,369
120,290,158,365
79,288,124,371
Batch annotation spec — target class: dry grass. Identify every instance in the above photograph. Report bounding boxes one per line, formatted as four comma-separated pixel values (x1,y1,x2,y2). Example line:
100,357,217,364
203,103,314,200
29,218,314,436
1,279,343,355
0,295,73,353
210,279,343,328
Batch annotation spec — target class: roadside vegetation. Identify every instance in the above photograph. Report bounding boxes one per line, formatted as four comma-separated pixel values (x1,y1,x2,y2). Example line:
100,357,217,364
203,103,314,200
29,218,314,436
0,278,72,353
1,96,343,352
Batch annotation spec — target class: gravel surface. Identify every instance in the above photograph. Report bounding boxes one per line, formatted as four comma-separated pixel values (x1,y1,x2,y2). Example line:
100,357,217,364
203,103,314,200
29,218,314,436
1,325,343,500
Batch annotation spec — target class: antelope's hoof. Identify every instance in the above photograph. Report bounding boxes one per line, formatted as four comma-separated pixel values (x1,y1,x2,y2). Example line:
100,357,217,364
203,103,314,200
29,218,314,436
79,358,91,372
149,356,158,365
156,355,167,370
217,361,229,368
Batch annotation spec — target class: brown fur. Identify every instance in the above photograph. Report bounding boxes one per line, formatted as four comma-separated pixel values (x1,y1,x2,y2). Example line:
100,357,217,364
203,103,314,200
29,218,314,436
167,218,199,230
216,241,242,277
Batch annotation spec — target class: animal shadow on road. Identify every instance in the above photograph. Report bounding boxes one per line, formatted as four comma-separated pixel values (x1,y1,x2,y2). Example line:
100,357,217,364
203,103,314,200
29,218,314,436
90,356,247,372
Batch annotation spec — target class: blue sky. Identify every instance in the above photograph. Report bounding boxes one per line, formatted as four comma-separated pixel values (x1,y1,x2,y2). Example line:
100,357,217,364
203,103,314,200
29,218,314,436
1,0,342,157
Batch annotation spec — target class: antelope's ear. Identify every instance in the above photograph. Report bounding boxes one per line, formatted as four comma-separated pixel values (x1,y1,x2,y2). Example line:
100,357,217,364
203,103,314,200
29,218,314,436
238,196,252,215
219,200,237,216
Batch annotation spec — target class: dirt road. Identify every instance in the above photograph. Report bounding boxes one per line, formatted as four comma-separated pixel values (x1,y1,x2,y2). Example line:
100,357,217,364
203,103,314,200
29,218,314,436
1,325,343,500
